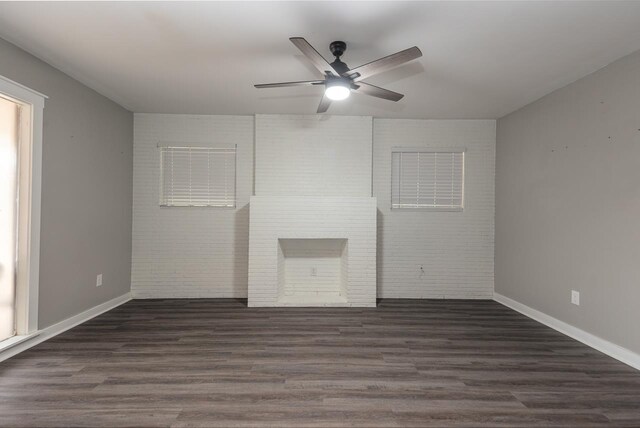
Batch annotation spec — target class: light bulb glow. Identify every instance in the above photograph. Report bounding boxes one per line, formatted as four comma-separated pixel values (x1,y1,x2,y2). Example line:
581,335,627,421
325,84,350,101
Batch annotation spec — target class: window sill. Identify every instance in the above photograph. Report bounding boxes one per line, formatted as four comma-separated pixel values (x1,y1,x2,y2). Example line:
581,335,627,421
391,207,464,212
159,204,236,209
0,331,41,353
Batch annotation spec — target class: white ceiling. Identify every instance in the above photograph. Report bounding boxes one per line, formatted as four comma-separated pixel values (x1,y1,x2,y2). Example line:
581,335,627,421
1,2,640,119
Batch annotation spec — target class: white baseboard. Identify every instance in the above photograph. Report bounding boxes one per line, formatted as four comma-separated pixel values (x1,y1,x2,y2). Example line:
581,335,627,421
131,290,247,299
0,292,131,363
5,291,638,371
494,292,640,371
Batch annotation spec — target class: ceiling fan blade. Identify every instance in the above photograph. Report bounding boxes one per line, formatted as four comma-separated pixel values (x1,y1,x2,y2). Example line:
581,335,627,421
254,80,325,88
290,37,339,77
354,82,404,102
347,46,422,81
317,93,332,113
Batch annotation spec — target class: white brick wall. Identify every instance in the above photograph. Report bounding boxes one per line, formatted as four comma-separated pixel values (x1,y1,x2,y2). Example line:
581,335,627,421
132,114,495,301
131,114,254,298
373,119,496,299
255,115,372,197
248,196,377,307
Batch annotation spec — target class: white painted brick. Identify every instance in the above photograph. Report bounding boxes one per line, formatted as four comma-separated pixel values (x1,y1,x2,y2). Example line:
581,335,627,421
131,114,254,298
255,115,372,197
248,196,377,307
373,119,496,299
132,114,495,301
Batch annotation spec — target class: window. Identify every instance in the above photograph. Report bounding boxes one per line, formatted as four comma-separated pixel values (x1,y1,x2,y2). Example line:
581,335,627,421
391,150,464,210
0,75,45,345
160,145,236,207
0,95,19,342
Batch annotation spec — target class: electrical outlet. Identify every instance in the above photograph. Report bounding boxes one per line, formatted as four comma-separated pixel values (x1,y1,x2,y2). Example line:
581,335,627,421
311,267,317,277
571,290,580,306
96,274,103,287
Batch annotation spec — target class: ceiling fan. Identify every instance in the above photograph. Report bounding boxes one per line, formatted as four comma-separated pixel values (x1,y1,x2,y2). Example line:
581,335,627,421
255,37,422,113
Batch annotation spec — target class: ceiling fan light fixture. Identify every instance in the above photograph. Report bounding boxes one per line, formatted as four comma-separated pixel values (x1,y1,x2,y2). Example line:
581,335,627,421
254,38,422,112
325,80,351,101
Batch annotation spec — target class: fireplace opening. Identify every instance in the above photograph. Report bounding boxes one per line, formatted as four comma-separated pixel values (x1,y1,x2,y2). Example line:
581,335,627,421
277,238,348,305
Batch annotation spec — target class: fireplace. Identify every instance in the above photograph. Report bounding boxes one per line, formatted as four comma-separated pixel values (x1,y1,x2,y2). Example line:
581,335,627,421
248,196,376,307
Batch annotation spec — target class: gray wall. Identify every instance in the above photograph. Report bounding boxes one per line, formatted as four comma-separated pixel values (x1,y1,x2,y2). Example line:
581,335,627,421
496,49,640,354
0,38,133,328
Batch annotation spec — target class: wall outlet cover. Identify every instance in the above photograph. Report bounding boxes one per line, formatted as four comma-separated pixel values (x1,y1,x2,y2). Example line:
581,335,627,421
571,290,580,306
96,274,103,287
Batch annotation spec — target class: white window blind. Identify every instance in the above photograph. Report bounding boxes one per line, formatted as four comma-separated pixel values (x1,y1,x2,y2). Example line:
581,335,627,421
160,145,236,207
391,150,464,209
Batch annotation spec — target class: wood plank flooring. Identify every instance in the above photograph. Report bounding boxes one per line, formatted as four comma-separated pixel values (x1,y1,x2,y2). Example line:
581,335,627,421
1,299,640,427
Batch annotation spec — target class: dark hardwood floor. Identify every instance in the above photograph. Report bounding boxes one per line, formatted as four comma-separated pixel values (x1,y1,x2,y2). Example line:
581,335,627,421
1,299,640,427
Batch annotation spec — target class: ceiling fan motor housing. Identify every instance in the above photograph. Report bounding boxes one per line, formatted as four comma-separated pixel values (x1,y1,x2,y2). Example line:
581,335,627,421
329,41,346,58
329,41,350,75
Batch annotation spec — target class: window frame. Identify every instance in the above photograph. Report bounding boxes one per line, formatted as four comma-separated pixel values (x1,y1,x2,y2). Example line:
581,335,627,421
390,146,466,212
158,143,237,208
0,75,46,341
